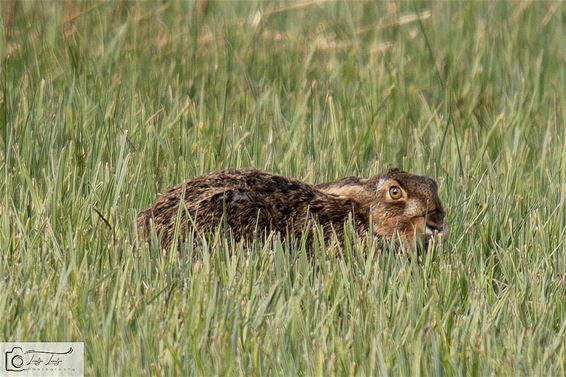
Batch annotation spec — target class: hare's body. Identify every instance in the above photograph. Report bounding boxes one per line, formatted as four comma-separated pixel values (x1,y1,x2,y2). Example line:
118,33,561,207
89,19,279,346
138,169,446,250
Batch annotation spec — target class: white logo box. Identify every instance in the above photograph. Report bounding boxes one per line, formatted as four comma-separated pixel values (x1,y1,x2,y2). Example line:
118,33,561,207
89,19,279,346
1,343,84,377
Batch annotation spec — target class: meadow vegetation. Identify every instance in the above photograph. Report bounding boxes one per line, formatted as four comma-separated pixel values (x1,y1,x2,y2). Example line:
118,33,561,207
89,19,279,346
1,1,565,375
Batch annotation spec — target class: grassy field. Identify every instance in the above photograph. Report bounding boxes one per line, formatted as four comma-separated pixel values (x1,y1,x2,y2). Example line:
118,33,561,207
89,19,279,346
1,1,565,375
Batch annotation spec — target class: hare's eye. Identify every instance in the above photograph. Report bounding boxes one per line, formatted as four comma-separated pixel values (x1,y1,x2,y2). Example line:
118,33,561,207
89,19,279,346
389,186,403,200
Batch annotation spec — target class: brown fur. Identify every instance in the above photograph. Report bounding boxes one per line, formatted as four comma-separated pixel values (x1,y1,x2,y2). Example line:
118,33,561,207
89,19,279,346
137,169,446,251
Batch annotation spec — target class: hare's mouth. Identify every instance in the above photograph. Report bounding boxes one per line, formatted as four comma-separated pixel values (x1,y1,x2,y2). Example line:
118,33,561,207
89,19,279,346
410,214,447,240
422,224,447,249
424,225,446,238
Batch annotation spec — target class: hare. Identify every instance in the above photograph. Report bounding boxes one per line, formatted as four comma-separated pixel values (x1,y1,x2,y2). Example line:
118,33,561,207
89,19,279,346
137,169,446,250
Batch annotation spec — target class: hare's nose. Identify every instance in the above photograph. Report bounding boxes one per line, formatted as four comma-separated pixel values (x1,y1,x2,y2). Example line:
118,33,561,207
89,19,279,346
427,210,445,225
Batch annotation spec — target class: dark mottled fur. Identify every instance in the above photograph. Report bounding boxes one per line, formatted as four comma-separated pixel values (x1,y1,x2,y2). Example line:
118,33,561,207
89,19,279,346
137,169,446,250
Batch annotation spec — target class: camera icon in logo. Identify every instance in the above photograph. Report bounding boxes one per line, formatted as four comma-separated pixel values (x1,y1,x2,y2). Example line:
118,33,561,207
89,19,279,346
4,347,28,372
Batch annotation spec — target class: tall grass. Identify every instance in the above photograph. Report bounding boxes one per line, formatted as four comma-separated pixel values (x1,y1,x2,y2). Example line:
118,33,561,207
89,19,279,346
1,1,565,375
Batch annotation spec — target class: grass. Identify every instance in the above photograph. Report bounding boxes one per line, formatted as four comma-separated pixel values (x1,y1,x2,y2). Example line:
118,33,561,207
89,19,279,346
1,0,565,375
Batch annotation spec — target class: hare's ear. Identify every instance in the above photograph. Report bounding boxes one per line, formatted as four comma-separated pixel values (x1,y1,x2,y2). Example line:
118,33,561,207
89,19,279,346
388,168,406,174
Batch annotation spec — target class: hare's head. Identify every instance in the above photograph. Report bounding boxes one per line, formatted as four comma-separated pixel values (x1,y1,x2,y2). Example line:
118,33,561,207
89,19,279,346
317,169,447,247
365,169,446,247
